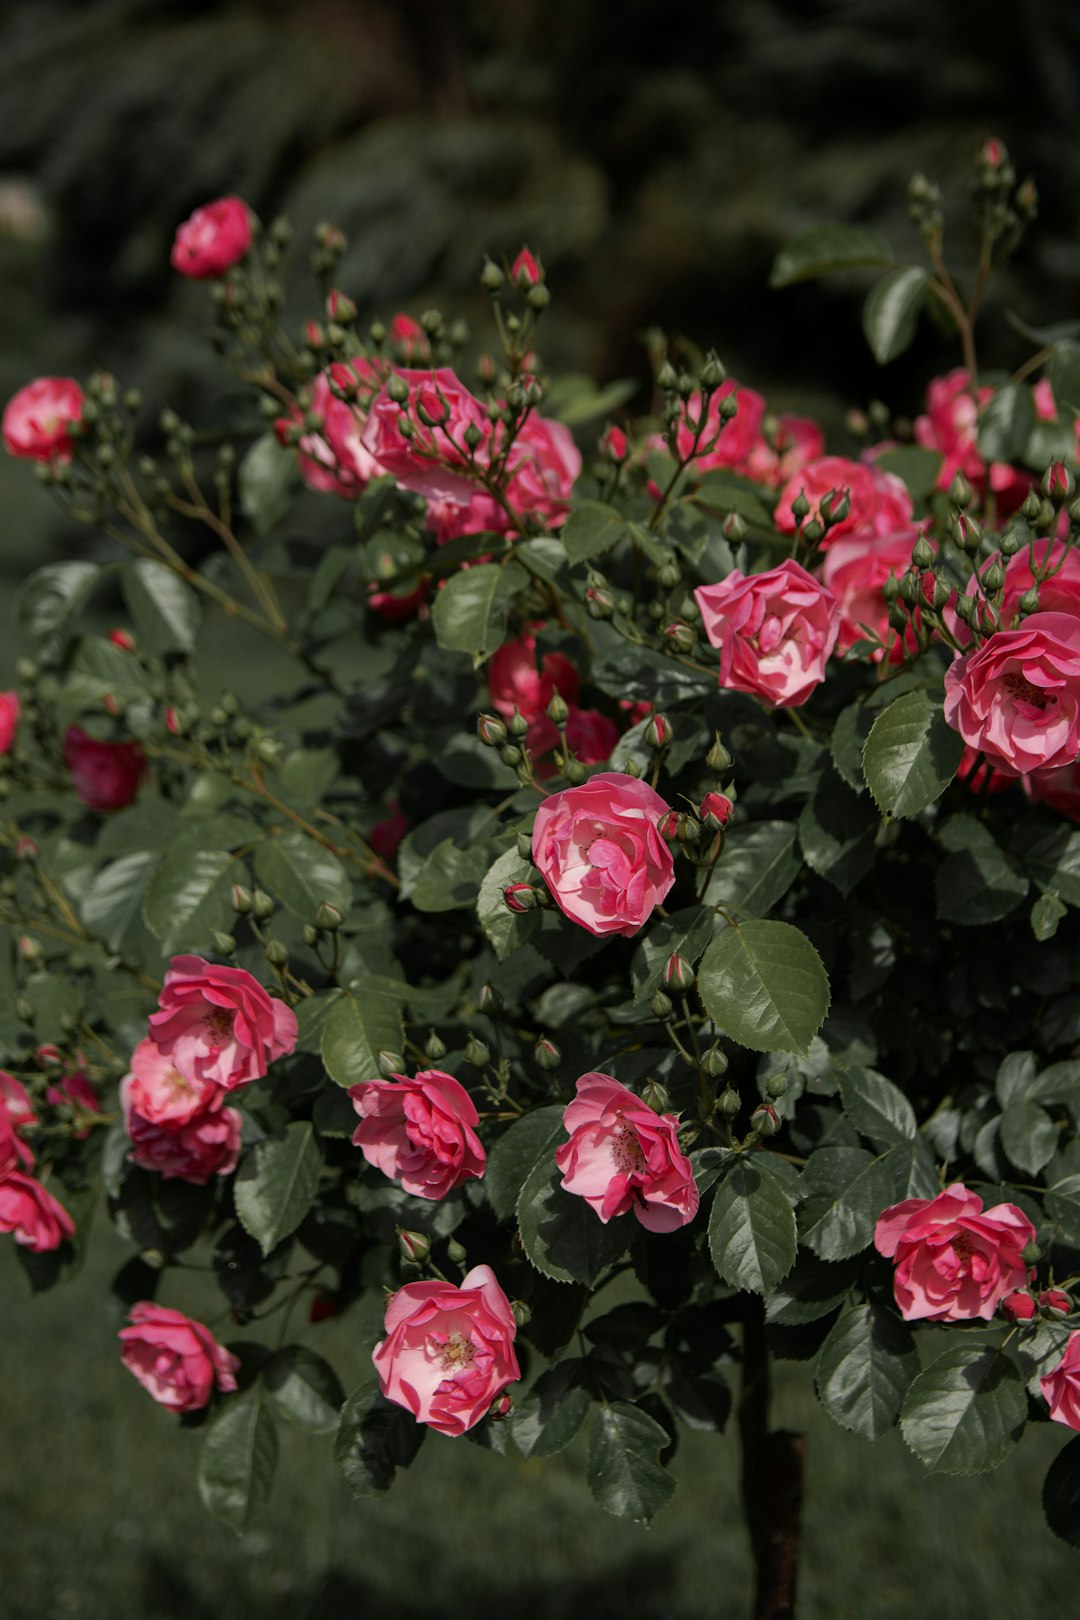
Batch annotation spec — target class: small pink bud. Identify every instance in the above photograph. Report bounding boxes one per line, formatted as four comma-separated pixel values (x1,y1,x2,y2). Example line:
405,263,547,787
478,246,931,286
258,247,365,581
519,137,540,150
663,622,695,653
979,137,1006,171
664,952,694,993
700,792,734,831
108,628,136,652
308,1291,339,1324
511,248,542,288
658,809,680,841
14,835,38,861
503,883,537,914
601,425,629,462
399,1229,432,1265
325,288,357,324
1001,1290,1037,1322
645,713,672,749
478,353,496,385
165,707,181,735
35,1044,63,1068
304,320,325,348
750,1103,780,1137
1040,1288,1072,1317
1043,461,1074,502
488,1392,514,1420
102,693,120,717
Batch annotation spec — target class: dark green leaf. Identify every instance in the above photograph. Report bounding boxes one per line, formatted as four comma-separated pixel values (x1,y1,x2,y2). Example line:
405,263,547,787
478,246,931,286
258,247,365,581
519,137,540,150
1033,891,1068,941
431,561,528,657
816,1302,918,1441
590,645,715,707
234,1123,323,1257
239,432,297,537
1023,827,1080,909
511,1359,591,1458
900,1345,1026,1475
999,1100,1058,1176
254,832,352,923
517,1159,629,1285
862,266,927,363
698,920,830,1054
799,1146,894,1261
831,704,874,792
121,558,201,654
142,847,244,955
840,1067,916,1149
936,814,1028,925
705,822,801,918
862,690,964,820
335,1381,425,1496
708,1158,797,1293
485,1105,566,1223
631,906,714,1004
264,1346,345,1434
1048,342,1080,413
770,223,894,288
765,1251,863,1326
1044,1436,1080,1547
1045,1173,1080,1246
320,983,404,1088
198,1400,278,1531
17,561,100,656
586,1402,676,1522
798,770,878,896
872,447,944,502
978,383,1036,463
80,850,159,952
562,500,627,565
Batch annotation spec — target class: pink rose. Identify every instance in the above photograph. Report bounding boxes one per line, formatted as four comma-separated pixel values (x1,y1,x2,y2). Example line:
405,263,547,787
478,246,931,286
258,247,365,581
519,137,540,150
0,1071,37,1132
348,1069,485,1200
531,771,675,937
695,559,840,708
372,1264,520,1436
121,1077,242,1185
510,247,543,287
502,415,581,526
873,1183,1035,1322
0,1170,75,1251
489,631,580,726
1041,1332,1080,1430
0,1109,33,1174
555,1072,699,1233
3,377,84,463
275,360,382,498
674,381,766,477
821,530,922,661
943,612,1080,775
147,955,298,1091
63,726,146,811
563,707,619,765
0,692,19,754
125,1039,220,1127
1024,759,1080,821
119,1302,239,1413
170,196,253,279
361,367,491,502
774,455,913,545
914,368,989,490
368,801,407,861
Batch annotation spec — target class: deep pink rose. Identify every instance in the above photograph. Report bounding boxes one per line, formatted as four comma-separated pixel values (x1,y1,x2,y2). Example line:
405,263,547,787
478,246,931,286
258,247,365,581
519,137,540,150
700,791,734,828
914,368,989,490
821,530,922,662
1041,1332,1080,1430
531,772,675,937
502,415,581,526
119,1302,239,1413
555,1072,699,1233
956,744,1015,798
774,455,912,546
148,955,298,1091
1041,1289,1072,1316
1001,1290,1037,1322
372,1264,520,1436
0,1170,75,1251
348,1069,485,1200
3,377,84,463
563,707,619,764
63,726,146,811
0,1109,33,1173
510,247,543,287
126,1039,220,1127
361,367,491,502
46,1071,101,1139
873,1183,1034,1322
943,612,1080,775
0,1071,36,1133
121,1077,242,1185
275,360,382,498
744,413,826,489
0,692,19,754
1024,759,1080,821
170,196,253,279
695,559,840,708
368,578,429,622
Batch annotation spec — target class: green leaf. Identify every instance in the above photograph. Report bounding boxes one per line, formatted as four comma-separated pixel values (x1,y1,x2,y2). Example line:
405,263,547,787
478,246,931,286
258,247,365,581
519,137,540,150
1044,1173,1080,1245
1044,1436,1080,1547
511,1359,591,1458
900,1345,1026,1476
995,1050,1038,1107
544,373,638,427
798,770,879,896
765,1252,863,1326
407,837,497,912
872,447,944,502
862,266,927,364
432,561,528,657
839,1067,916,1149
121,558,201,654
698,920,830,1054
254,832,352,923
936,814,1028,925
1022,827,1080,909
978,382,1036,463
239,432,297,537
320,983,405,1088
816,1303,918,1441
1048,342,1080,413
264,1346,345,1434
198,1400,279,1531
999,1100,1058,1176
17,561,100,656
234,1123,323,1257
586,1402,675,1523
80,849,159,952
708,1158,797,1293
335,1380,425,1496
142,847,244,955
630,906,714,1004
517,1158,629,1285
485,1105,566,1223
590,645,715,707
562,500,628,565
831,704,874,792
862,689,964,820
705,822,801,918
693,472,775,528
770,223,894,288
1032,891,1068,941
799,1146,895,1261
477,846,540,962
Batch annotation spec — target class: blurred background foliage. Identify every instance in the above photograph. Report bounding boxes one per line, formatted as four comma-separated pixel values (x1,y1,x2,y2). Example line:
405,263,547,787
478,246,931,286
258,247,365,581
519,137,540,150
3,3,1080,1612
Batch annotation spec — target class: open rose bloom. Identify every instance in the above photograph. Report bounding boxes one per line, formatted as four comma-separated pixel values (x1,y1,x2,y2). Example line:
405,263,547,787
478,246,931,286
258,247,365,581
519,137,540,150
531,772,674,937
121,1076,242,1185
874,1184,1035,1322
943,611,1080,775
3,376,84,462
349,1069,485,1199
1041,1332,1080,1430
63,726,146,811
0,1170,75,1252
147,956,298,1090
170,196,253,278
695,560,840,707
119,1303,239,1413
373,1265,520,1436
556,1073,699,1232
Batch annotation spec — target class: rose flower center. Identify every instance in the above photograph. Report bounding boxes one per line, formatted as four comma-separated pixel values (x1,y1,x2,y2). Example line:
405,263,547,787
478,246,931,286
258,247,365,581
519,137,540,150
1003,670,1050,710
611,1119,647,1176
435,1331,475,1371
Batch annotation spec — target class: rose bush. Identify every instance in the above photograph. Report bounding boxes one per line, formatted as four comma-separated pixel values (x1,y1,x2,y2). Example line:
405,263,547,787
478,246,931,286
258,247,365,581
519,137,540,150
7,143,1080,1611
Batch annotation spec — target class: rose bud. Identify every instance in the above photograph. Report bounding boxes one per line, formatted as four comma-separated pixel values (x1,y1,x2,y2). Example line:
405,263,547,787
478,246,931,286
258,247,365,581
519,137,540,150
503,882,537,914
700,792,734,831
325,289,357,325
657,809,680,841
663,952,694,993
0,691,19,755
1043,461,1074,503
477,713,508,747
533,1036,561,1070
645,713,672,749
1041,1289,1072,1317
663,622,695,653
108,628,136,652
601,425,629,463
511,248,543,289
1001,1290,1037,1322
399,1229,432,1265
751,1103,781,1137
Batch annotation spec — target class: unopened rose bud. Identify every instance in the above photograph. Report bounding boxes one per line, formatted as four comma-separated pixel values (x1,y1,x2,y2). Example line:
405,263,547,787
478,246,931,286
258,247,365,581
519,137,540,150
18,934,41,962
677,814,702,846
1043,461,1074,502
802,518,825,546
399,1229,431,1265
15,835,38,862
718,392,739,422
424,1030,447,1060
1038,497,1057,533
1021,1239,1042,1265
464,1035,490,1068
511,1299,532,1329
1018,586,1040,616
663,622,695,654
765,1072,788,1100
564,759,589,784
303,924,319,947
585,585,615,619
999,524,1024,557
750,1102,780,1137
949,471,974,508
531,1035,560,1071
480,257,505,291
1016,177,1038,218
506,708,529,739
664,952,694,993
108,628,136,653
212,930,237,957
499,744,522,766
252,888,275,920
642,1077,672,1114
601,425,629,462
820,488,851,528
931,575,951,612
702,1045,729,1079
446,1236,467,1265
722,511,748,544
526,283,551,311
325,289,357,324
645,713,672,749
718,1085,740,1117
651,989,673,1020
477,983,501,1017
700,791,733,831
1021,488,1042,522
657,561,682,589
546,691,570,726
310,902,340,934
504,882,536,914
377,1051,405,1077
790,490,810,524
983,557,1005,593
700,352,726,390
36,1044,63,1068
1040,1288,1072,1317
265,938,288,967
658,809,680,841
911,534,934,571
898,570,922,605
1000,1290,1036,1322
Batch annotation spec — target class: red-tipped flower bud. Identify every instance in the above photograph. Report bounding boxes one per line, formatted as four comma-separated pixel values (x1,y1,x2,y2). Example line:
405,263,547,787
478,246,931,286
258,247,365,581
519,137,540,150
700,791,733,831
504,883,537,914
1001,1290,1036,1322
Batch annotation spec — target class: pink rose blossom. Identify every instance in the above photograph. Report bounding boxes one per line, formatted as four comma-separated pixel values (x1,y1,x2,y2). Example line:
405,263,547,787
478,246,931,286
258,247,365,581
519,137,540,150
774,455,913,546
1041,1332,1080,1430
361,367,491,502
0,1108,33,1174
121,1077,242,1185
489,631,580,727
1024,759,1080,821
0,1071,36,1133
3,377,84,463
555,1072,699,1233
372,1264,520,1436
348,1069,485,1200
0,692,19,754
563,707,619,765
695,559,840,708
914,368,988,490
501,415,581,527
170,196,253,279
63,726,146,811
147,955,298,1091
531,772,675,937
126,1039,220,1127
119,1302,239,1413
274,360,383,498
0,1170,75,1251
873,1183,1035,1322
821,530,923,662
943,612,1080,775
